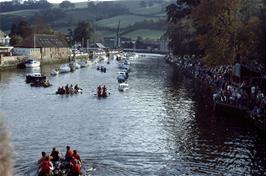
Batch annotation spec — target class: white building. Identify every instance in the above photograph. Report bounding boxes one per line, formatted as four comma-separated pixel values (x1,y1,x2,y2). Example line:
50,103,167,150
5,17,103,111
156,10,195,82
0,30,10,46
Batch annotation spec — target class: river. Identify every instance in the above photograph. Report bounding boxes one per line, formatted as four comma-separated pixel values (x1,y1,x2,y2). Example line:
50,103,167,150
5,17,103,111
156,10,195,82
0,54,266,175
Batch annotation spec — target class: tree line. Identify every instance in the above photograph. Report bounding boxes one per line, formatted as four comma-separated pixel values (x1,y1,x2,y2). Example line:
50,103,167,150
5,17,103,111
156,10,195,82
0,1,52,12
166,0,266,66
9,19,95,48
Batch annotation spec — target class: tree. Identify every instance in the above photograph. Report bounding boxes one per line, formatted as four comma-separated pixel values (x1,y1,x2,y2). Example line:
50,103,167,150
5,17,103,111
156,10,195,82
16,20,32,38
192,0,258,66
166,0,200,55
73,21,94,48
59,0,75,9
10,35,23,46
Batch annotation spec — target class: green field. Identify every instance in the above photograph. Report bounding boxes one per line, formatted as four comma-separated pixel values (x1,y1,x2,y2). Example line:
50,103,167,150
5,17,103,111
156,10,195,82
0,1,167,40
96,15,161,29
132,4,164,15
123,29,165,40
0,9,38,16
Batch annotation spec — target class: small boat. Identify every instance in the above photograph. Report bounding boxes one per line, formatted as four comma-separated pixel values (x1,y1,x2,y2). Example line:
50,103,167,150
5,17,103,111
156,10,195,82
74,62,81,69
59,64,71,73
117,74,126,83
50,69,59,76
25,73,46,83
118,71,128,79
25,59,40,68
118,83,129,91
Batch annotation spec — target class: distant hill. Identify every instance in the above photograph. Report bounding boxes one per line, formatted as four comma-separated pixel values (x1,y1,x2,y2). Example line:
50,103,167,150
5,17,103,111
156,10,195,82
0,0,171,40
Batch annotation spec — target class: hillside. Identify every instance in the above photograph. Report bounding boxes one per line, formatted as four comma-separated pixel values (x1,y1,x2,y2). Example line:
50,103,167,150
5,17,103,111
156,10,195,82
0,0,169,40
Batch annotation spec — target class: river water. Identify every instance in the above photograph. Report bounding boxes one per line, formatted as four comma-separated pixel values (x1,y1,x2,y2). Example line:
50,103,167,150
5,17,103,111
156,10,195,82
0,54,266,175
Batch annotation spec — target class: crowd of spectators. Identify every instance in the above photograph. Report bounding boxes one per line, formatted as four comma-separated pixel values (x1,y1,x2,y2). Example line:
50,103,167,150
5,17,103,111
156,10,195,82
165,55,266,121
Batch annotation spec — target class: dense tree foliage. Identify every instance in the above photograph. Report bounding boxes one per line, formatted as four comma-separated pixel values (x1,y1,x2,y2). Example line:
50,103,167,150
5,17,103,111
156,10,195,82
59,0,75,9
166,0,264,66
9,20,54,45
73,21,94,48
0,1,52,12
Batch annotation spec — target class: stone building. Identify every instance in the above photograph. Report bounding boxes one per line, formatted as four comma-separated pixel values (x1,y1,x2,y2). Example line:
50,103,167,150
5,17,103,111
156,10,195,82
13,34,71,62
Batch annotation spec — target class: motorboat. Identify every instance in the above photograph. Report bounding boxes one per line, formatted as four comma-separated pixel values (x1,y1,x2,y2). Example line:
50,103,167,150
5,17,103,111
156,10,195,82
74,62,81,69
24,59,40,68
25,73,46,83
50,69,59,76
117,72,127,83
118,83,129,91
59,64,71,73
118,71,128,79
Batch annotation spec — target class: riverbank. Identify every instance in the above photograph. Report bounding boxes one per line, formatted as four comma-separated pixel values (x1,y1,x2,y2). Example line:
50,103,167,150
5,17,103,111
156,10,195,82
165,55,266,134
0,49,122,70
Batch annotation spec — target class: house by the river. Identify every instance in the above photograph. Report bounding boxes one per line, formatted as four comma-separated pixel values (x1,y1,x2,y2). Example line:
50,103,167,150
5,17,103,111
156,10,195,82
13,34,71,63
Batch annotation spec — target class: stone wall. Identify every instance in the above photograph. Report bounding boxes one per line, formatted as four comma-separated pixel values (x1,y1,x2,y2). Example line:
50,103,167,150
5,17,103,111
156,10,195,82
0,55,26,69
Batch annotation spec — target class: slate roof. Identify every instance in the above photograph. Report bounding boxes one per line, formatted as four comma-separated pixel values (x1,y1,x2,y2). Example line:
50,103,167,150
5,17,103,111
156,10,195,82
15,34,69,48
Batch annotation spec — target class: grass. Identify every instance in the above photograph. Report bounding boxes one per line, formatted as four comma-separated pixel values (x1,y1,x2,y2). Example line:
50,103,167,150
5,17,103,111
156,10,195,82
96,15,160,29
122,29,165,40
131,4,164,15
0,9,38,16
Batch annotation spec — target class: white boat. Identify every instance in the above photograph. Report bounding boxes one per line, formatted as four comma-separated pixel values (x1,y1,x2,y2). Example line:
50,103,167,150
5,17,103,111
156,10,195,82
59,64,71,73
50,69,59,76
118,83,129,91
74,62,81,69
25,59,40,68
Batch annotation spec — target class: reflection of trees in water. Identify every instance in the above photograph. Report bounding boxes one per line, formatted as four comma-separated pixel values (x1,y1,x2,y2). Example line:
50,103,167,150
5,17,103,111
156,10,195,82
160,67,266,175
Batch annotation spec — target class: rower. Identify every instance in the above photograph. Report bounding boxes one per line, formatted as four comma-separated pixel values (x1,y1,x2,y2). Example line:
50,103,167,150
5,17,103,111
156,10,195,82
38,156,53,176
69,159,81,176
50,148,60,162
73,150,81,163
102,85,107,96
38,152,46,165
97,85,102,96
65,146,73,162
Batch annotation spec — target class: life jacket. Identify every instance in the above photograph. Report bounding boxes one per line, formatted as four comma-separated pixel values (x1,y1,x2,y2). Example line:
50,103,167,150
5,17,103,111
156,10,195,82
73,153,80,161
72,163,81,174
66,149,73,159
41,160,50,173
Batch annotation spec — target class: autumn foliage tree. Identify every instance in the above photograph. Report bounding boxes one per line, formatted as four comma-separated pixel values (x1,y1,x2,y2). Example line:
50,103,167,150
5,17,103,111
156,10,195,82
192,0,259,66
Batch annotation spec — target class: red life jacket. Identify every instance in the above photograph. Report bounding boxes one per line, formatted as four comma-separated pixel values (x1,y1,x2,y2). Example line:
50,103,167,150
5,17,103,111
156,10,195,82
72,163,81,173
73,153,80,161
41,161,50,173
66,149,73,158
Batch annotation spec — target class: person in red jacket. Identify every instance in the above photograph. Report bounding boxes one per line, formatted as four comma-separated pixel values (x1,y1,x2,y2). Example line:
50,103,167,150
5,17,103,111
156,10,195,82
72,150,81,163
38,156,52,176
65,146,73,162
69,159,81,176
